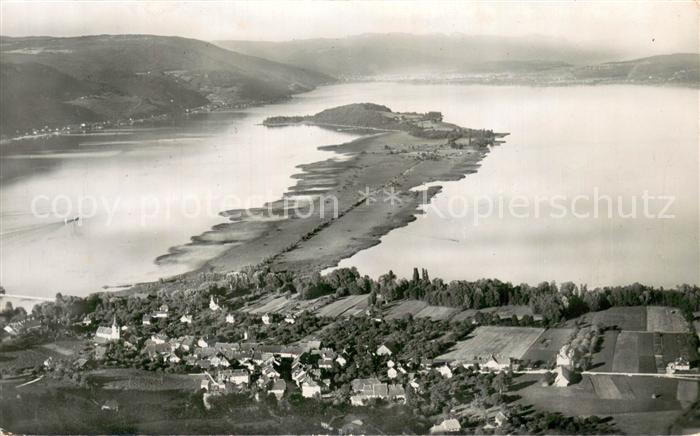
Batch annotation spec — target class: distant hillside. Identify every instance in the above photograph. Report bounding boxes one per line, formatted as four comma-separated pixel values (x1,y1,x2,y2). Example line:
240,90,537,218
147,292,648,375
216,33,618,77
572,53,699,83
0,35,333,136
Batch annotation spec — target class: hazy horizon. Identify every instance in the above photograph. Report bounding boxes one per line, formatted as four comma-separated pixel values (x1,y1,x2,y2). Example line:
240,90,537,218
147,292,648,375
1,1,698,59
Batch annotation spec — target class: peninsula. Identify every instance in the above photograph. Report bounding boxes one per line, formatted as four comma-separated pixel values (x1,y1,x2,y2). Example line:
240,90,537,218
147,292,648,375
158,103,505,277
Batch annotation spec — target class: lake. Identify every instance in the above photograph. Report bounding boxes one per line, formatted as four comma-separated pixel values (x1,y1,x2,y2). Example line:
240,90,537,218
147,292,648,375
1,83,697,304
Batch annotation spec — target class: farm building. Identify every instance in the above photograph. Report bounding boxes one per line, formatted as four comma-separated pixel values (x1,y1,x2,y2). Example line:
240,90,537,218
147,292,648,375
554,365,574,387
429,418,461,434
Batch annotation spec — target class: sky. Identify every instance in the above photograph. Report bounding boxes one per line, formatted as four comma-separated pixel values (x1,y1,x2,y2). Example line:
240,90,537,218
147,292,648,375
1,1,698,56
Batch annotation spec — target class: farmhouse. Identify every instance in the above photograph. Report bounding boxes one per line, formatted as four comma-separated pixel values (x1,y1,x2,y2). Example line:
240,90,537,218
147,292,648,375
302,379,322,398
153,305,169,319
376,344,395,356
209,296,220,311
429,418,461,434
553,365,574,387
667,357,691,373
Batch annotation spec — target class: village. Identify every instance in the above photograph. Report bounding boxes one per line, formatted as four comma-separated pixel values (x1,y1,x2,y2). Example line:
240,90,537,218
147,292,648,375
2,268,699,434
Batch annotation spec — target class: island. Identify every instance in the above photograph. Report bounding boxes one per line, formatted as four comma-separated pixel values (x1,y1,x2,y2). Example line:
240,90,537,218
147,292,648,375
158,103,506,277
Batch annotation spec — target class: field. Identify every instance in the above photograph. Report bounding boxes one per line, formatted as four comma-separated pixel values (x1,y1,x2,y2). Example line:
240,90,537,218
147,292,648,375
513,373,693,434
414,305,460,320
314,294,369,318
451,305,535,322
580,306,647,331
246,296,291,314
0,339,84,371
385,300,429,320
647,306,689,333
436,326,544,363
589,330,619,372
611,332,657,373
383,300,460,321
521,328,574,364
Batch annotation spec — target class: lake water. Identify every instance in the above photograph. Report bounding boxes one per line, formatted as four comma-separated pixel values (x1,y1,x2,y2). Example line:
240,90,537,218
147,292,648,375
334,83,699,288
1,83,698,304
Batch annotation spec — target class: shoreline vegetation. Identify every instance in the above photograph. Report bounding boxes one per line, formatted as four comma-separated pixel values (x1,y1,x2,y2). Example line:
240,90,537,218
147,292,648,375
153,103,505,288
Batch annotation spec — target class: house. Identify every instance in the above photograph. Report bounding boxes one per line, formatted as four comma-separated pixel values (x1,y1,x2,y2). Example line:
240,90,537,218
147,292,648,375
209,296,220,311
387,384,406,402
483,354,511,372
319,358,334,369
166,354,181,364
376,344,394,356
301,379,322,398
292,367,308,385
101,400,119,412
261,313,272,325
553,365,574,387
350,378,389,405
142,315,152,326
269,379,287,400
436,365,453,379
225,314,235,324
94,318,120,344
387,368,398,379
335,355,347,367
230,369,250,385
667,357,691,373
153,305,169,319
284,314,296,324
198,338,209,348
494,411,509,427
151,333,168,345
180,314,193,324
175,336,195,351
429,418,461,434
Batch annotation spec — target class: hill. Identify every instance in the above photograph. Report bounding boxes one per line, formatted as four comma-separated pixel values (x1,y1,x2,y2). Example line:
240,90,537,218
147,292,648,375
216,33,619,77
0,35,334,136
572,53,699,84
216,34,698,86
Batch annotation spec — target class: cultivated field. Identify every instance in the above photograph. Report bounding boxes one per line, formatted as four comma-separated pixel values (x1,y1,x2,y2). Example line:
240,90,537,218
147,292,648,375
582,306,647,331
246,296,290,314
314,294,369,318
590,330,619,372
451,305,535,322
611,331,657,373
414,305,460,320
647,306,689,333
522,328,574,364
513,373,691,434
385,300,429,319
436,326,544,363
